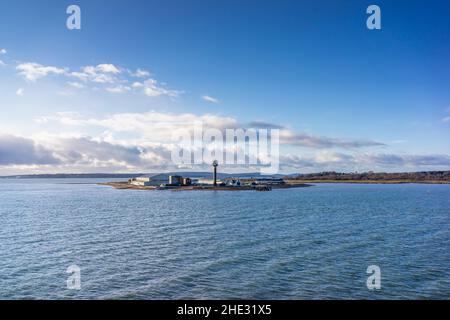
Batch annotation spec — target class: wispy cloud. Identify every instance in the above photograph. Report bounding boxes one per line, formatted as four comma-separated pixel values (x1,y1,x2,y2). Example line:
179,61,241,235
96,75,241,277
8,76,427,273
356,153,450,167
279,131,385,149
35,111,85,126
280,152,450,171
442,108,450,123
34,110,385,152
70,64,121,84
105,85,131,94
67,81,85,89
14,60,181,98
133,68,150,78
136,79,183,97
0,49,6,65
202,95,219,103
36,111,237,140
16,62,67,81
16,88,24,96
441,108,450,123
247,121,284,129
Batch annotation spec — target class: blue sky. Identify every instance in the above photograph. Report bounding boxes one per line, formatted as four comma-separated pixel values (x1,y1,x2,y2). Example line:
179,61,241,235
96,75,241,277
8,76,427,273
0,0,449,174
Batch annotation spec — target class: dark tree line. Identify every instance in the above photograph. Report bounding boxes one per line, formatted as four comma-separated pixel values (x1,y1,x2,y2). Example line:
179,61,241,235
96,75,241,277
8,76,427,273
288,171,450,181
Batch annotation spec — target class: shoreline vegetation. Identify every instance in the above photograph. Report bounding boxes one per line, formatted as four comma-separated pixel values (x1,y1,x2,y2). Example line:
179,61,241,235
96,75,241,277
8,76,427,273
287,170,450,184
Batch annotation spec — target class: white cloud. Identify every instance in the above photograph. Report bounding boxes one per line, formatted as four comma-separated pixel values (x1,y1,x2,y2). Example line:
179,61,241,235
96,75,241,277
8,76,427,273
440,109,450,123
133,68,150,78
279,130,385,149
73,72,113,84
82,64,120,75
14,59,181,99
35,111,85,126
1,131,448,174
132,81,144,88
71,65,181,97
105,85,131,94
16,88,24,96
69,64,121,84
94,64,121,74
70,71,89,82
0,48,6,54
68,81,85,89
202,95,219,103
3,109,449,174
56,90,75,96
34,110,385,153
16,62,66,81
356,153,450,167
36,110,237,143
138,79,183,98
280,152,450,172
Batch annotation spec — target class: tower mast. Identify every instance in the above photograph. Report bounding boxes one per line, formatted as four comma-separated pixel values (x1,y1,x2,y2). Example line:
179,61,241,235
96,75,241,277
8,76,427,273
212,160,219,187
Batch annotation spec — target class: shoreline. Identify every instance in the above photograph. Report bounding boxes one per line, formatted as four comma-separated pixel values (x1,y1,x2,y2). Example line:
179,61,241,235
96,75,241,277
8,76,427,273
99,181,313,191
99,179,450,191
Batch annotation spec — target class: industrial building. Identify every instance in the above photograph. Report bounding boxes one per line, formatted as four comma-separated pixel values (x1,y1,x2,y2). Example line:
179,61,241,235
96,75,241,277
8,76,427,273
130,174,192,187
128,162,284,189
169,175,183,186
130,174,170,186
196,178,224,186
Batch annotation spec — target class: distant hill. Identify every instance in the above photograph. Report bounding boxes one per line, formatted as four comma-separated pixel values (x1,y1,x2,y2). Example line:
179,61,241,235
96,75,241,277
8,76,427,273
287,171,450,182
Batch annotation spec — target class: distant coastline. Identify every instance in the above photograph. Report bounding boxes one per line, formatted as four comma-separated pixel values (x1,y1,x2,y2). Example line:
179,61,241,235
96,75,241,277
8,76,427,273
1,170,449,184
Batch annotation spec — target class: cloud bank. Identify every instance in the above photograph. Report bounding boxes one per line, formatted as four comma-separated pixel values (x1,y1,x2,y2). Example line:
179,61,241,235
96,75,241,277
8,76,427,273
0,110,447,174
0,133,448,175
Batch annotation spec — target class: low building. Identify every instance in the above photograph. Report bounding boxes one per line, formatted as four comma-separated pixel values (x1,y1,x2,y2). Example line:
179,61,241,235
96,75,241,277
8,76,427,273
169,175,183,186
197,178,223,186
130,174,194,187
130,174,170,186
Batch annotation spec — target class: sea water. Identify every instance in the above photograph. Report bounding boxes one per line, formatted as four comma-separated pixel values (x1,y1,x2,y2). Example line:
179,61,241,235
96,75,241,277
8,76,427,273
0,179,449,299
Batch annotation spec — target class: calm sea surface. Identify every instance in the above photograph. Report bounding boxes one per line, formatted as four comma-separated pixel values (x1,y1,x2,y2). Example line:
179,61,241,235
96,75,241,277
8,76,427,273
0,179,449,299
